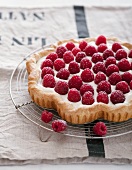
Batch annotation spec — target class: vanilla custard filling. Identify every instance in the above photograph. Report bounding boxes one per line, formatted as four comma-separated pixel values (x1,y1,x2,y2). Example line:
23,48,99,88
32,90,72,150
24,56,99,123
36,41,132,109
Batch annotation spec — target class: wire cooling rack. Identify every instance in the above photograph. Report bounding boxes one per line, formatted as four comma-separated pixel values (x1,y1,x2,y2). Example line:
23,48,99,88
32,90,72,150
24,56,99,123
9,47,132,139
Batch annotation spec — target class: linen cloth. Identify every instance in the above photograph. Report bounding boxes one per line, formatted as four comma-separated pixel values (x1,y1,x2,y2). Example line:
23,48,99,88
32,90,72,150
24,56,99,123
0,6,132,165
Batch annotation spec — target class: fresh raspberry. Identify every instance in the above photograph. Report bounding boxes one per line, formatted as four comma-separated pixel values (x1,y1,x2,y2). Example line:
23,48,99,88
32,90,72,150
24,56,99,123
103,49,114,60
80,84,94,96
95,35,107,45
80,58,92,69
41,110,53,123
84,45,97,56
118,58,131,72
105,57,116,67
46,52,58,62
65,42,75,50
54,58,65,71
56,46,67,58
68,75,83,90
97,43,108,53
112,42,122,52
79,40,88,51
41,59,53,69
42,74,56,88
56,68,70,80
63,51,74,64
128,49,132,58
93,122,107,136
115,49,127,60
131,62,132,70
81,68,94,82
122,72,132,84
91,53,103,63
130,80,132,89
52,120,67,132
68,88,81,102
110,90,125,104
82,91,94,105
108,72,122,85
72,47,81,56
97,91,109,104
75,51,86,63
68,61,80,74
54,81,69,95
106,64,119,76
41,67,54,79
94,71,106,84
116,81,130,94
97,80,111,94
93,62,106,74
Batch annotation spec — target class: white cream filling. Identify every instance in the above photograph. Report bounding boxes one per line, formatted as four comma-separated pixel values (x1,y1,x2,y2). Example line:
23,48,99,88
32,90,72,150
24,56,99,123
36,41,132,109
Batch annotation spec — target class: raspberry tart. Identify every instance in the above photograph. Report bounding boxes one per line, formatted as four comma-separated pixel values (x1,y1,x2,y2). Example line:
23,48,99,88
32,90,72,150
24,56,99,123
26,35,132,124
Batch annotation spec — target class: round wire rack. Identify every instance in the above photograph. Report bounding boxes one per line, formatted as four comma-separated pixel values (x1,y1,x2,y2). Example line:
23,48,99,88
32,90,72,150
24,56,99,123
9,46,132,139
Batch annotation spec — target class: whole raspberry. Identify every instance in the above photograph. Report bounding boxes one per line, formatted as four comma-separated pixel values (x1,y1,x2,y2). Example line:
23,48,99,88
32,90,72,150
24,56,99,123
131,62,132,70
41,67,54,79
97,80,111,94
68,75,83,90
56,46,67,58
82,91,94,105
94,71,106,84
52,120,67,132
97,43,108,53
65,42,75,50
72,47,81,56
56,68,70,80
108,72,122,85
118,58,131,72
106,64,119,76
116,81,130,94
122,72,132,84
95,35,107,45
42,74,56,88
93,122,107,136
79,40,88,51
91,53,103,63
115,49,127,60
46,52,58,62
112,42,122,52
97,91,109,104
54,58,65,71
63,51,74,64
84,45,97,56
103,49,114,60
93,62,106,74
105,57,116,68
81,68,94,82
80,84,94,96
41,110,53,123
41,59,53,69
130,80,132,89
110,90,125,104
80,57,92,69
75,51,86,63
54,81,69,95
68,88,81,102
68,61,80,74
128,49,132,58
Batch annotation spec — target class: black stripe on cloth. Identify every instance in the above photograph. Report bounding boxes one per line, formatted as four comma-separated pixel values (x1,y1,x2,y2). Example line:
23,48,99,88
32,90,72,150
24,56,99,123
74,5,105,158
73,6,89,38
85,121,105,158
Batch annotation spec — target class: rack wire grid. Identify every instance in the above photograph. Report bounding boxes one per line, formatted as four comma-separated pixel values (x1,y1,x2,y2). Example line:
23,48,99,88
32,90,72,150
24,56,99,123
9,46,132,139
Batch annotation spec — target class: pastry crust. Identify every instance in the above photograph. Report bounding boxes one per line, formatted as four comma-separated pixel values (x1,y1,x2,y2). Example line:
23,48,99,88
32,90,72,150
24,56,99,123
26,37,132,124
